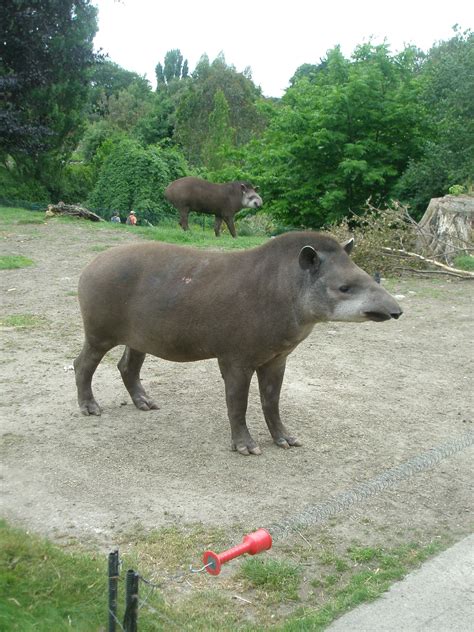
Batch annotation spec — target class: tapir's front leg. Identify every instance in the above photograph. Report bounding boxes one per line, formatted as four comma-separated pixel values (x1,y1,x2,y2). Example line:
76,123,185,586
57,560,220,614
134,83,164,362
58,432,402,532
257,356,302,449
218,360,260,455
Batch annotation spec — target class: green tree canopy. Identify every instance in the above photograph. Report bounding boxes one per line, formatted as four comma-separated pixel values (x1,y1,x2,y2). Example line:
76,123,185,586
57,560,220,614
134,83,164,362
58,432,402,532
246,43,426,227
174,53,265,165
0,0,98,159
395,28,474,214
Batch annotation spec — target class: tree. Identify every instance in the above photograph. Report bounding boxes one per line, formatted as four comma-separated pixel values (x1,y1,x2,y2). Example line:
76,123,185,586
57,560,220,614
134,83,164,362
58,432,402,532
395,28,474,215
87,138,187,223
0,0,98,159
155,49,189,87
202,90,235,170
88,60,150,118
174,53,264,165
247,44,426,227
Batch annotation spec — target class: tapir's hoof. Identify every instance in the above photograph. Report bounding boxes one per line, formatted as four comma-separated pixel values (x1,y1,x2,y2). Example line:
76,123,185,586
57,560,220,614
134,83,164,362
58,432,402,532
133,396,159,411
275,436,302,449
79,400,101,416
231,442,262,456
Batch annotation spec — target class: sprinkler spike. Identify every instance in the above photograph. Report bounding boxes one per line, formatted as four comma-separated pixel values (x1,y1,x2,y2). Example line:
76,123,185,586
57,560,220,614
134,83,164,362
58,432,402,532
202,528,272,575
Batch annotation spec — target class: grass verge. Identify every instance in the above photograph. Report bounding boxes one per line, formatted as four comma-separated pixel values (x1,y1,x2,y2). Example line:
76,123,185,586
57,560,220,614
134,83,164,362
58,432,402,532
0,519,453,631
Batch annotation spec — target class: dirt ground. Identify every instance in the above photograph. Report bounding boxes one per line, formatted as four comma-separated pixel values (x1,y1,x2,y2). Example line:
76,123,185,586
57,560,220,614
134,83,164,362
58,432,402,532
1,218,473,552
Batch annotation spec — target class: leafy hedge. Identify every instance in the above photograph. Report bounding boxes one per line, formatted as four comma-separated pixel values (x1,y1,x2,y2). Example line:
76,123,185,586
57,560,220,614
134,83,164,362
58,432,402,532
87,139,188,224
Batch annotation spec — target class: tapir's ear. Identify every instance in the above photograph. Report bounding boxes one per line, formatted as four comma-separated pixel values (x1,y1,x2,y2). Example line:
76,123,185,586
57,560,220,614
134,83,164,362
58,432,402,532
241,183,248,192
341,238,354,255
299,245,320,271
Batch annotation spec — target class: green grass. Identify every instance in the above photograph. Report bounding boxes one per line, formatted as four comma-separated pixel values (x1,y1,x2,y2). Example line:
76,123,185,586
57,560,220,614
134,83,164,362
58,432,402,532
0,519,453,632
0,206,45,225
454,254,474,271
0,314,44,328
0,205,267,250
0,255,34,270
0,521,243,632
280,541,445,631
240,558,302,602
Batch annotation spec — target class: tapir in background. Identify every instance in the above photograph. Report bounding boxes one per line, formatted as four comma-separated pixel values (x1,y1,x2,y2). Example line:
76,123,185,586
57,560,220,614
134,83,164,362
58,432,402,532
164,176,263,237
74,232,402,455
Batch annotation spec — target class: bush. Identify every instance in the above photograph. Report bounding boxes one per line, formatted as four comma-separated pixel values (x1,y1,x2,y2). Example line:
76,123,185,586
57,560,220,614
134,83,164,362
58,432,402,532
87,139,188,224
328,201,417,275
0,166,49,203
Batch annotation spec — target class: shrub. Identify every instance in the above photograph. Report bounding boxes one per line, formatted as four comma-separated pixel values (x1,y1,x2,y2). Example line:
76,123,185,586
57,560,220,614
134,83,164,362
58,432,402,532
88,139,188,223
328,201,417,275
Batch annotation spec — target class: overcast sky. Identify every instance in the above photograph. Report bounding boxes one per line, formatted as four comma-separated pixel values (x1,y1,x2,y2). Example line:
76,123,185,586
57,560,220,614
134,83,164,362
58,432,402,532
93,0,472,97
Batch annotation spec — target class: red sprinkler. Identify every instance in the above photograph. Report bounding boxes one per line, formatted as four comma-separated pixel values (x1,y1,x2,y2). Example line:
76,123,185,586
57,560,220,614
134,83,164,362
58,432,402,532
202,528,273,575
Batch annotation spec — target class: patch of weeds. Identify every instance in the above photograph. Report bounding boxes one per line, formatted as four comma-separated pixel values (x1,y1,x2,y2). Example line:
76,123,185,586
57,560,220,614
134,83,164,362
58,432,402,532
89,245,110,252
0,255,34,270
240,557,301,601
66,291,77,297
347,545,382,563
454,254,474,271
121,524,229,572
16,218,44,225
0,314,44,328
282,539,448,630
324,574,338,587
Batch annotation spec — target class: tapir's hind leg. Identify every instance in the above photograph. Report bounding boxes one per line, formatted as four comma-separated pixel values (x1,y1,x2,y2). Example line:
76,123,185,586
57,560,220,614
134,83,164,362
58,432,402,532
117,347,159,411
74,339,111,416
257,357,302,449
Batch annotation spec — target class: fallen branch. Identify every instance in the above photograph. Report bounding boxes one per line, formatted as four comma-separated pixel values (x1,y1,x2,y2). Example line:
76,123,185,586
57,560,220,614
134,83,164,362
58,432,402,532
382,247,474,278
394,267,474,280
46,201,104,222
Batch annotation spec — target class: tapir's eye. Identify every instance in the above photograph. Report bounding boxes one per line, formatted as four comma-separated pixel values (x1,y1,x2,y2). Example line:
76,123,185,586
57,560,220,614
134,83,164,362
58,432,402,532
339,285,350,293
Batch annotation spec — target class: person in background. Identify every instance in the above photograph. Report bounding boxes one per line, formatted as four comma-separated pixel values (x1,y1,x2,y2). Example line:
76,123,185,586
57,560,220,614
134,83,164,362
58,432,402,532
111,211,121,223
126,210,137,226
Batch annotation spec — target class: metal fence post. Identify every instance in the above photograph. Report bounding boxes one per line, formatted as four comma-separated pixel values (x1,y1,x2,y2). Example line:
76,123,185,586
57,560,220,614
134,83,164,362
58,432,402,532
108,549,120,632
123,569,139,632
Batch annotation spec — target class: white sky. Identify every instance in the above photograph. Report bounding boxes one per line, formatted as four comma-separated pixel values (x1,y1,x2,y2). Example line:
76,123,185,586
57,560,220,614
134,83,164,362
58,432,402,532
93,0,473,97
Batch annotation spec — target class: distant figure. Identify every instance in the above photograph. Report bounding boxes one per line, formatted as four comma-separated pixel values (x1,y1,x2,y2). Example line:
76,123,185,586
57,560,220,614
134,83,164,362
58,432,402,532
111,212,121,223
126,211,137,226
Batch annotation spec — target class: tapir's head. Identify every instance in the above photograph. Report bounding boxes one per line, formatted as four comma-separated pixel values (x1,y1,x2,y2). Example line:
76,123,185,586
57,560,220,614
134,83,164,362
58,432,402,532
298,236,403,323
240,183,263,210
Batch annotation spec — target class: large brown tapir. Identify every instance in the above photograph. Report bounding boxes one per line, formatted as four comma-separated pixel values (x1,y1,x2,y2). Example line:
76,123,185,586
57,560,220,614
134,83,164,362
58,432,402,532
164,176,263,237
74,232,402,455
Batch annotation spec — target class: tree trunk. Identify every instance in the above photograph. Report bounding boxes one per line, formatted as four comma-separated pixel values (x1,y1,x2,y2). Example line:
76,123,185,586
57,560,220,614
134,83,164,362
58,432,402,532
45,201,104,222
416,195,473,263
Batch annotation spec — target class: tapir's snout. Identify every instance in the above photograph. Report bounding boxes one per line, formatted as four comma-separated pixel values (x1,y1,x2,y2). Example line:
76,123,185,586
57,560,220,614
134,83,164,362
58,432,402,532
362,286,403,322
364,308,403,322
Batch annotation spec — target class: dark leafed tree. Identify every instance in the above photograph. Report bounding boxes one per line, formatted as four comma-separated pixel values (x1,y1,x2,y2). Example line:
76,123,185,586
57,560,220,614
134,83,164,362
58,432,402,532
0,0,98,159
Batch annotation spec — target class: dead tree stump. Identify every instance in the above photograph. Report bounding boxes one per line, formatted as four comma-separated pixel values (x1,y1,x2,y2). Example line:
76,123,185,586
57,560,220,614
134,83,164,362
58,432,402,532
416,195,473,263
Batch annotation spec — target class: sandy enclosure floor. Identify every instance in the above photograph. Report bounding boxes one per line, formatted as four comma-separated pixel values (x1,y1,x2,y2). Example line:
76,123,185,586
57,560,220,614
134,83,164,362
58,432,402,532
1,219,473,548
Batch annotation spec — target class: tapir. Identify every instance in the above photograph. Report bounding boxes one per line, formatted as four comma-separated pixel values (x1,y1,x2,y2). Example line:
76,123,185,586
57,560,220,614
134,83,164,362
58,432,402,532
74,232,402,455
164,176,263,237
